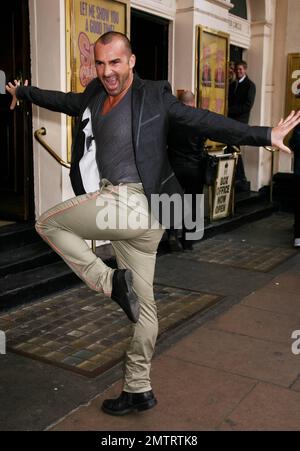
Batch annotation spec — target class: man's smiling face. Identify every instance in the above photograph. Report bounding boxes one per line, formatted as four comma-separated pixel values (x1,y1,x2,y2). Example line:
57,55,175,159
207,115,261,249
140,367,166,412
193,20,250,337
94,38,136,97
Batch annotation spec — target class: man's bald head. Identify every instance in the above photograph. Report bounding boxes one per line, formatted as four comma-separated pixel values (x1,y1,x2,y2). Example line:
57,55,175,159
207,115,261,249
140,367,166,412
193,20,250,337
178,90,195,107
95,31,132,57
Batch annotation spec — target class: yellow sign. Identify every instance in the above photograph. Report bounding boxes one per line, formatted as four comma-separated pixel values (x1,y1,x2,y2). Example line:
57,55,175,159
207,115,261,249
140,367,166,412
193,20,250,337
67,0,127,93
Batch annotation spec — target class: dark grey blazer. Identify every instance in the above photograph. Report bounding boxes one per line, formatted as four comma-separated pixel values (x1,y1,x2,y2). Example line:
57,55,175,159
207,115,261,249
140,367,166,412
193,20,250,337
17,74,271,219
228,75,256,124
290,124,300,176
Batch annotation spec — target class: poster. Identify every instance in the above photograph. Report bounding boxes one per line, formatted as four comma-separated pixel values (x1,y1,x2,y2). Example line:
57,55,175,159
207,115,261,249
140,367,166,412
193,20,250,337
66,0,128,159
212,158,236,220
196,26,229,117
285,53,300,116
67,0,127,93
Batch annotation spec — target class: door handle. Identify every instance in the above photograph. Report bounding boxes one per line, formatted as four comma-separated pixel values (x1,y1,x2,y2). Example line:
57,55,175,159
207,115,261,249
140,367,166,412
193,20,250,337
15,72,26,106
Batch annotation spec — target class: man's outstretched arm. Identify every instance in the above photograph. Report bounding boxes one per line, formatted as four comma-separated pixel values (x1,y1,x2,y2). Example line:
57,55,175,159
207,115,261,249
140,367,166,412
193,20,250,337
163,83,300,154
6,79,83,117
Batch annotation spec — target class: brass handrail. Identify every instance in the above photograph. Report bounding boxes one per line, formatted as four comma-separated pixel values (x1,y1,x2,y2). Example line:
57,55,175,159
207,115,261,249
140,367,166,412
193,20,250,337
222,145,241,154
34,127,71,169
264,145,279,154
34,127,97,253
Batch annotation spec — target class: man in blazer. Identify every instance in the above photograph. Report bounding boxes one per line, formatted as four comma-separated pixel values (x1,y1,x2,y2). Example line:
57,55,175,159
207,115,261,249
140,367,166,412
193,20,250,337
228,61,256,124
289,123,300,247
6,32,300,416
228,60,256,190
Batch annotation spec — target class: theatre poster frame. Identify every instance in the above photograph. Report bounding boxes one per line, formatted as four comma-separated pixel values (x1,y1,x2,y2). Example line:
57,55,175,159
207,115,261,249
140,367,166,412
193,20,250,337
195,26,230,151
65,0,129,161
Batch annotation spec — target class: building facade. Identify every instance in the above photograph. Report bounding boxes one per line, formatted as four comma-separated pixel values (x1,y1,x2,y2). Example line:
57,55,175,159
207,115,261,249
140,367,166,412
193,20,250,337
1,0,299,221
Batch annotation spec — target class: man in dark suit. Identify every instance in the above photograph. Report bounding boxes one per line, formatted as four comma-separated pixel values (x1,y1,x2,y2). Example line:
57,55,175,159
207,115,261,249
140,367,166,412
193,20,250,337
228,60,256,190
167,90,206,251
289,123,300,247
6,32,300,416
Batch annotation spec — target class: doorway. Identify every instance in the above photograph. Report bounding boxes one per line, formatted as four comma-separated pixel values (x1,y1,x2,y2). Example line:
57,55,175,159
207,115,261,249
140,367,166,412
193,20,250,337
230,45,244,63
130,9,169,81
0,0,34,222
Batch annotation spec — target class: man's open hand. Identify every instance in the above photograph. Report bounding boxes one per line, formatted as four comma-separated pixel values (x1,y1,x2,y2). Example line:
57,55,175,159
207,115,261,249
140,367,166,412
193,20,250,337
5,79,29,110
271,110,300,153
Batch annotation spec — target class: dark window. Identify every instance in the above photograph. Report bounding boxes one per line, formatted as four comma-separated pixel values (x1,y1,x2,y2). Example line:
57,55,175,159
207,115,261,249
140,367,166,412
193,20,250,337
230,45,244,63
230,0,248,19
131,9,169,80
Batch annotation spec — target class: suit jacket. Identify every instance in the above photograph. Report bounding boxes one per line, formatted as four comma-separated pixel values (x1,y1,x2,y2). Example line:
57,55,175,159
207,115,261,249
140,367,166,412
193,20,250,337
17,74,271,224
228,75,256,124
290,124,300,176
167,124,206,167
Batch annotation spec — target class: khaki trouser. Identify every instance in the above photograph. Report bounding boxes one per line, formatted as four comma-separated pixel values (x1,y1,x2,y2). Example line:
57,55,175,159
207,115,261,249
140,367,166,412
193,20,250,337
35,180,164,393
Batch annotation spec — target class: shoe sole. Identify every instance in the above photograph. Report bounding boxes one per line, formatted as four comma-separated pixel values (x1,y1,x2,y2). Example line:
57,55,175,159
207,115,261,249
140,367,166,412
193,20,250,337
124,270,140,323
168,242,183,252
112,270,140,323
102,398,157,416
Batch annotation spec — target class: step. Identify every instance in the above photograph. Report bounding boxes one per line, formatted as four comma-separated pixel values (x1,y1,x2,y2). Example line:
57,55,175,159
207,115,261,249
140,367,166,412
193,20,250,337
0,261,82,311
235,191,263,206
0,241,60,277
0,221,39,252
273,172,294,183
204,189,277,238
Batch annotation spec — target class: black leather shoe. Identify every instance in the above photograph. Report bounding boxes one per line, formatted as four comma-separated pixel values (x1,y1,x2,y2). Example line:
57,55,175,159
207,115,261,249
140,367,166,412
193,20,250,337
111,269,140,323
102,390,157,416
181,239,194,251
168,235,183,252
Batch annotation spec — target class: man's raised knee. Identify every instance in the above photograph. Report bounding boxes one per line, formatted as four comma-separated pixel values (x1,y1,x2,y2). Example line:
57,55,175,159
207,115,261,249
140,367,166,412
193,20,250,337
35,214,48,236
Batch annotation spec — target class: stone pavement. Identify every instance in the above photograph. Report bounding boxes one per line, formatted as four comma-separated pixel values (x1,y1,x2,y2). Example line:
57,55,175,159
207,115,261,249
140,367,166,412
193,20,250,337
48,271,300,431
0,285,220,377
1,212,300,431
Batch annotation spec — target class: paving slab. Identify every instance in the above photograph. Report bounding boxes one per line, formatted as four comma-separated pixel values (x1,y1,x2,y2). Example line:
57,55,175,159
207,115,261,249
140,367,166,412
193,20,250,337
205,304,300,345
50,355,256,431
222,212,294,247
165,327,300,388
242,287,300,318
260,273,300,294
218,382,300,431
155,255,271,297
0,351,122,431
291,377,300,393
176,238,297,272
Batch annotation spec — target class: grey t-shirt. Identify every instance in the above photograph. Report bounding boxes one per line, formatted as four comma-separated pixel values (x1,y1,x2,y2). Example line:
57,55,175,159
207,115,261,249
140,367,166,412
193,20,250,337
91,88,141,185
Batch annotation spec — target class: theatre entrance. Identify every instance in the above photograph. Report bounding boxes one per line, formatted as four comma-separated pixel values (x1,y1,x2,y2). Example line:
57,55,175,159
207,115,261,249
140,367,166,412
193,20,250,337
0,0,34,222
130,9,169,81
